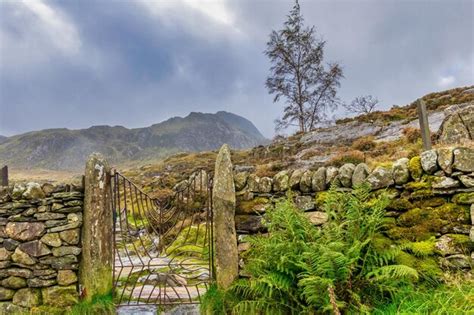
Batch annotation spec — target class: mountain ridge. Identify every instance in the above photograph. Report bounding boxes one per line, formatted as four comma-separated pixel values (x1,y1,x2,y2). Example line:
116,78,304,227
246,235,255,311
0,111,267,171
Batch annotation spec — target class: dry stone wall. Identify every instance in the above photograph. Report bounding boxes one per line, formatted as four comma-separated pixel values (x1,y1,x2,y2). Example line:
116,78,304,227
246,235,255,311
0,182,83,313
232,146,474,275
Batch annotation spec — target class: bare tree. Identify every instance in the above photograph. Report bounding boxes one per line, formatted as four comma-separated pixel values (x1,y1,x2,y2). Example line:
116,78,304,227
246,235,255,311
344,95,379,115
265,0,343,133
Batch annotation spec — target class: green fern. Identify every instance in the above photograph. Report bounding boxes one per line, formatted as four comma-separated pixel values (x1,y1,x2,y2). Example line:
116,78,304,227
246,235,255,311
205,185,425,313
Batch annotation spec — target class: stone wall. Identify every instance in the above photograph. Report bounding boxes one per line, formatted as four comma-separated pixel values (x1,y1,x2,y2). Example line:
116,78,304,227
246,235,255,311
232,146,474,275
0,182,83,313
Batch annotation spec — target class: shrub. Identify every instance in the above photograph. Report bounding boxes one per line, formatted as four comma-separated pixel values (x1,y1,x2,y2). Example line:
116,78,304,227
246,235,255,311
352,136,376,151
327,150,365,167
403,127,421,144
204,186,420,314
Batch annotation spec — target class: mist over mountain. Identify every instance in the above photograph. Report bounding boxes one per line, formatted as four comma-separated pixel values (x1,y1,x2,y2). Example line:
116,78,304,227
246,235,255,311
0,111,267,171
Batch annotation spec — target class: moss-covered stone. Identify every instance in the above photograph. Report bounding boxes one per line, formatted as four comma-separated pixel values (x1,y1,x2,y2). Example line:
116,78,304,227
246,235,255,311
452,192,474,205
402,238,436,257
387,198,413,211
388,203,469,241
435,234,473,256
315,191,329,209
42,285,78,307
395,252,443,281
408,156,423,180
413,197,446,208
236,197,270,214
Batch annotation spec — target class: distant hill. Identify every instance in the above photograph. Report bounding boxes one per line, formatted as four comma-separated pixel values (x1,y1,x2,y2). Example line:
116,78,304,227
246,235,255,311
0,111,268,171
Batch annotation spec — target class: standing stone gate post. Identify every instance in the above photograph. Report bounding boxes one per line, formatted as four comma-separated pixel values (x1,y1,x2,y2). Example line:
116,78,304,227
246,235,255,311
79,153,114,300
213,144,239,289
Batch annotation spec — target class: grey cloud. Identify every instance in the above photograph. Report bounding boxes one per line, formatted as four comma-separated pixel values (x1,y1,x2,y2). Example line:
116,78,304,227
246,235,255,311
0,0,472,138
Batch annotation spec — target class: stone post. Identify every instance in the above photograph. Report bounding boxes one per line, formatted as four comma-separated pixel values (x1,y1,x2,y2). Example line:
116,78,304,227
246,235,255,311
417,99,432,150
79,153,113,300
1,165,8,186
212,144,238,289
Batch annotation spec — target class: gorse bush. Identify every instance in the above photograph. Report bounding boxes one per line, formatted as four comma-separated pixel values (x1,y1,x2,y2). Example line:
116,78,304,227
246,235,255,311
202,185,421,314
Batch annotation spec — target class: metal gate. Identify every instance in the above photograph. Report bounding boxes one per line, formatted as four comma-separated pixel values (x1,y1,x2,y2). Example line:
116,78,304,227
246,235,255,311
111,170,214,306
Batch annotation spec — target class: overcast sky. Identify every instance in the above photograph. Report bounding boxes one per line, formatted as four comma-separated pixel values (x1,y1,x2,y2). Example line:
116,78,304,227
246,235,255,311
0,0,472,138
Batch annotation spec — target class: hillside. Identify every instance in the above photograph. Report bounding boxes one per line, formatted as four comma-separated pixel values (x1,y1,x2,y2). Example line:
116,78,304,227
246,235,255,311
0,111,267,171
123,86,474,198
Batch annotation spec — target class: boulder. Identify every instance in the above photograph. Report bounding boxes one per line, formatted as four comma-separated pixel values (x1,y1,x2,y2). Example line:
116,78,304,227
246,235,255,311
338,163,355,188
305,211,328,226
22,183,45,200
392,158,410,185
235,215,265,233
18,240,51,257
12,288,41,308
311,167,326,191
247,174,260,192
352,163,370,187
233,172,248,191
258,177,273,193
11,184,26,200
459,175,474,188
325,167,339,186
366,167,394,190
420,150,438,174
437,148,453,174
11,248,35,265
0,248,12,261
289,169,305,190
41,233,62,247
27,278,56,288
432,177,460,189
0,302,27,314
453,147,474,172
435,234,470,256
273,171,290,192
42,285,78,307
2,276,27,289
440,254,472,269
6,268,33,279
5,222,45,241
299,171,313,193
438,105,474,143
57,270,77,286
0,288,15,301
51,246,81,257
59,229,80,245
294,196,315,211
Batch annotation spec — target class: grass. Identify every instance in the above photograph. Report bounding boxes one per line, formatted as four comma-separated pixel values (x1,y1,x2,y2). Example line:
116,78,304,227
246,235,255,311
69,294,115,315
372,279,474,314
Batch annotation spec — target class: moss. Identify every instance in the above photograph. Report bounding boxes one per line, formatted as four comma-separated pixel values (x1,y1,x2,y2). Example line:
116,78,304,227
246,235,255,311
452,192,474,205
387,198,413,211
417,257,443,281
408,156,423,180
315,191,329,209
388,203,470,242
237,197,270,214
413,197,446,208
372,234,396,253
404,180,431,191
402,237,436,257
398,208,429,227
395,251,417,267
395,252,443,282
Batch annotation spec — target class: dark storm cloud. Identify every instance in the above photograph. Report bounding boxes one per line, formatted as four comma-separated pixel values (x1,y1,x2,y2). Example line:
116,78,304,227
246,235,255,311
0,0,472,137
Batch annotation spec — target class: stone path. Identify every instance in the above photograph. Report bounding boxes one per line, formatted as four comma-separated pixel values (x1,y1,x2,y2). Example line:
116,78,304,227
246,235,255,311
117,304,200,315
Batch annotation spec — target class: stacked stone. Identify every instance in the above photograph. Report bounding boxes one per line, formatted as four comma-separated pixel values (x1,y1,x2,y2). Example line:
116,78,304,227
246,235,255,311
233,147,474,272
0,182,83,313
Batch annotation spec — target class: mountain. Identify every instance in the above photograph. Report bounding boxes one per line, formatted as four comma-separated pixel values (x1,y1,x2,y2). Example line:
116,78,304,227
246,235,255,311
0,111,268,171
